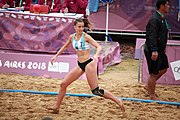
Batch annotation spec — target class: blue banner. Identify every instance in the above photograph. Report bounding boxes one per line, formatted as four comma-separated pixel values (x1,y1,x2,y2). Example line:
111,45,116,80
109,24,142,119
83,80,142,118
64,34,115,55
89,0,99,12
179,0,180,12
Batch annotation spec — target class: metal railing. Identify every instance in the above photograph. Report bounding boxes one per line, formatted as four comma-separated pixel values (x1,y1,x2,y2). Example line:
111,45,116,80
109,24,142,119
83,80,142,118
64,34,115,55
137,43,180,83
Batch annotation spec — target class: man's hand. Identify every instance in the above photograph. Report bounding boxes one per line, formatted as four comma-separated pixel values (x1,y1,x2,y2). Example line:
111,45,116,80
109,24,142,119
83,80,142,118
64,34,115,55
15,7,23,10
151,51,158,61
2,4,10,9
64,7,68,13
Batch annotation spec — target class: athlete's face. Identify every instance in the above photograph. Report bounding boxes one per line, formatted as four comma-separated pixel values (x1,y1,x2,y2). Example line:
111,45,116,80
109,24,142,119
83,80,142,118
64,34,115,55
74,22,84,34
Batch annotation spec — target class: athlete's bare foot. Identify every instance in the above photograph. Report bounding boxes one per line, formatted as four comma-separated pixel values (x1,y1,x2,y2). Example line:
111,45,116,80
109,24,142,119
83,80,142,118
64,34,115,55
150,96,159,100
118,99,125,112
47,108,59,114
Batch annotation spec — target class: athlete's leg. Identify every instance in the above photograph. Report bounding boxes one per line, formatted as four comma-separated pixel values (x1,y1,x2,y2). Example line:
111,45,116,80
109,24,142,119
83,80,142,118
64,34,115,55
49,66,84,113
85,60,125,112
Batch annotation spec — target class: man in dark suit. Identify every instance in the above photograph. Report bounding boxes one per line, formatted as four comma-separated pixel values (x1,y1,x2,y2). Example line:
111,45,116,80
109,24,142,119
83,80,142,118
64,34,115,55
144,0,170,100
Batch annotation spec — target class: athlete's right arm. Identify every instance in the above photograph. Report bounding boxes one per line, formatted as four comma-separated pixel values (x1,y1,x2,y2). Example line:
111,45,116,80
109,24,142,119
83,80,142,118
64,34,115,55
51,35,72,64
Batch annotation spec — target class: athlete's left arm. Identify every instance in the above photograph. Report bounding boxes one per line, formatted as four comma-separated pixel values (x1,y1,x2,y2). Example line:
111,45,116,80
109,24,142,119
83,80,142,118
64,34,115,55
85,34,102,58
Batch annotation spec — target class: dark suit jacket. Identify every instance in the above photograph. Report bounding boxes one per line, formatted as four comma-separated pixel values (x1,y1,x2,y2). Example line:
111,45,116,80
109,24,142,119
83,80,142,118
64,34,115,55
145,11,168,52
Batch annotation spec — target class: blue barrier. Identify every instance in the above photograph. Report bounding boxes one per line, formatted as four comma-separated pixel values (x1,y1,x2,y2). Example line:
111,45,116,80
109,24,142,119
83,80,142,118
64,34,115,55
0,89,179,106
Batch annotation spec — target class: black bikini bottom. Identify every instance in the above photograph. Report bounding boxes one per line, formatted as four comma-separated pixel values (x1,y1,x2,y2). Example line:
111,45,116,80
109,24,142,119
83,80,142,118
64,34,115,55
78,58,93,71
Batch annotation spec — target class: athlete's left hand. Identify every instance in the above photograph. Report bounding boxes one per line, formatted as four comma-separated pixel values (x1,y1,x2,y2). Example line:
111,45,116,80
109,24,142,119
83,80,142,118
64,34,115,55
93,56,99,63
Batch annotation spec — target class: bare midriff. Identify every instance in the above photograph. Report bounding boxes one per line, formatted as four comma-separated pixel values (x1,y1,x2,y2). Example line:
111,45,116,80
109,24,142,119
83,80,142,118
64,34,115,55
76,49,91,63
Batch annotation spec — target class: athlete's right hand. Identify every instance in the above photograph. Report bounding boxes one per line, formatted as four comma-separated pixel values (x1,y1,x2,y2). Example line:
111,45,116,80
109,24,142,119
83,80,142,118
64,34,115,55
51,56,57,65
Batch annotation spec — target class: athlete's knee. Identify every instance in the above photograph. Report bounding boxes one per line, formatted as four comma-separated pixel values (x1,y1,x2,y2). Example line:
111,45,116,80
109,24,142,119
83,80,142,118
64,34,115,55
91,86,104,97
60,81,68,89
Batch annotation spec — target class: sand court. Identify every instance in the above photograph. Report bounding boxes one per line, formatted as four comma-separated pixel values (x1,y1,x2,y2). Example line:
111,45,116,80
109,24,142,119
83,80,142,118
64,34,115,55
0,59,179,120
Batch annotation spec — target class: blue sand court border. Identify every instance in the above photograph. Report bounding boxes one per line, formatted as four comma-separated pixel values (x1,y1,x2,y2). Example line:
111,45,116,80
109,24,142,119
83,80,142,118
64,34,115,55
0,89,179,106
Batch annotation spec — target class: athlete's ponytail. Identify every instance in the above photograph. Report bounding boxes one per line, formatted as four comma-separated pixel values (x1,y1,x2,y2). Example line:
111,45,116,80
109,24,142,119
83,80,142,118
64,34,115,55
83,17,93,32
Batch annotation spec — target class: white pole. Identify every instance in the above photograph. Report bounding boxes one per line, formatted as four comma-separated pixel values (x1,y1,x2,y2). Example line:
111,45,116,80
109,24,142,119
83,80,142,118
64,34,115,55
105,2,109,42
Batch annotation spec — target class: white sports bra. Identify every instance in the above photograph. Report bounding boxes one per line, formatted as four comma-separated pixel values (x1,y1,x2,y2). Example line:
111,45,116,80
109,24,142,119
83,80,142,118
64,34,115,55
72,32,90,51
